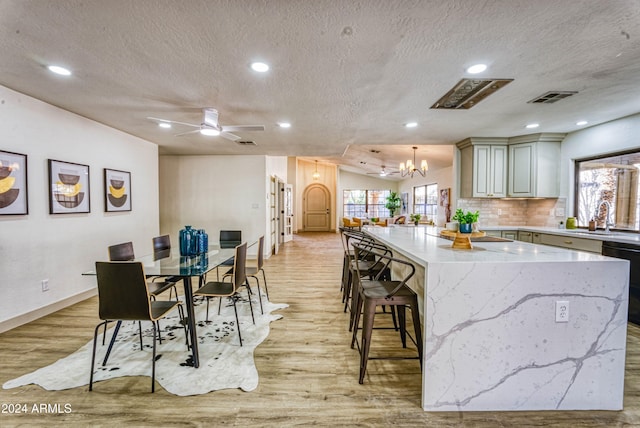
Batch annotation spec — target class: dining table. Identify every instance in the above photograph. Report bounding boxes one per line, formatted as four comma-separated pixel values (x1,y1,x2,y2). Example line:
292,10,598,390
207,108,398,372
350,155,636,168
84,243,252,368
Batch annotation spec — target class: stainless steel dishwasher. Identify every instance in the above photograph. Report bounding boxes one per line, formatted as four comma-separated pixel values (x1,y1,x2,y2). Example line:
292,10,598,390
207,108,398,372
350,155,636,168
602,240,640,325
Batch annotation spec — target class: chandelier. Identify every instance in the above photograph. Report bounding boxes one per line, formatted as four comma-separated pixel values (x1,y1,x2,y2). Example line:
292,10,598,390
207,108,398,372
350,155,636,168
399,146,428,178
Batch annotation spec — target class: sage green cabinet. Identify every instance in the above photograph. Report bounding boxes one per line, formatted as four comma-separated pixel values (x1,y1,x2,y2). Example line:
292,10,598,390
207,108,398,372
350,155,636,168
507,134,563,198
457,138,508,198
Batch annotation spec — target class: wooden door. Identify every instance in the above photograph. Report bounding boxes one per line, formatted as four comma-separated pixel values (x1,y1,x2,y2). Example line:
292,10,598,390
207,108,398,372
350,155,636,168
303,184,330,231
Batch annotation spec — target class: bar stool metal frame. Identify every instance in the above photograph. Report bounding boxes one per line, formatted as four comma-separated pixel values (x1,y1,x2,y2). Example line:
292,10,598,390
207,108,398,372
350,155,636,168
350,242,423,384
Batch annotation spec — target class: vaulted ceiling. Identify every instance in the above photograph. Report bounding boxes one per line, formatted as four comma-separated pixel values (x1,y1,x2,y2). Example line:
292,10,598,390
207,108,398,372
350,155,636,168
1,0,639,179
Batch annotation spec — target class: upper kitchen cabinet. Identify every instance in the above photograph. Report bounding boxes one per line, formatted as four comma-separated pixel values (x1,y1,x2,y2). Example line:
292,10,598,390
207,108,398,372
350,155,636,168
507,133,565,198
457,137,509,198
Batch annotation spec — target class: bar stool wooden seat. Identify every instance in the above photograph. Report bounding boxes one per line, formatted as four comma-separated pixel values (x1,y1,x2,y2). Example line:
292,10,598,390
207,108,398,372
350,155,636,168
350,243,423,384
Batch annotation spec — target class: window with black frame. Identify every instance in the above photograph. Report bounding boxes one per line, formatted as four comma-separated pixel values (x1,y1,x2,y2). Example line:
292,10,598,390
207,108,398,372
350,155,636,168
413,184,438,222
575,150,640,231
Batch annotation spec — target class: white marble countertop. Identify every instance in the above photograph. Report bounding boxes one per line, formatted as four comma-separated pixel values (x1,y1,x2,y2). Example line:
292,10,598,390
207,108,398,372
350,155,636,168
363,225,616,265
482,225,640,243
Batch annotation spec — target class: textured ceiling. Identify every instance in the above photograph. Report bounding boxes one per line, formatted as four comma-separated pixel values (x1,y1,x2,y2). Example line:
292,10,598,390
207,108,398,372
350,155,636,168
1,0,639,179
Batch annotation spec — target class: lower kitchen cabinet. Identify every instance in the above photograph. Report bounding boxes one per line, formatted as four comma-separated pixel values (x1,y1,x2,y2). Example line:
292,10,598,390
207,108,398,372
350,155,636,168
536,232,602,253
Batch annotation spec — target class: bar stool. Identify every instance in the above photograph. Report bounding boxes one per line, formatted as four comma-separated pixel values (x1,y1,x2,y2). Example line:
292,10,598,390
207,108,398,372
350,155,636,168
350,243,423,384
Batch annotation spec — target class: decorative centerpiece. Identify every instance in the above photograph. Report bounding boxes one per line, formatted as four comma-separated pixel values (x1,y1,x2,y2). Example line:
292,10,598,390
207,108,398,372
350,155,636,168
452,209,479,233
441,209,484,249
410,213,422,225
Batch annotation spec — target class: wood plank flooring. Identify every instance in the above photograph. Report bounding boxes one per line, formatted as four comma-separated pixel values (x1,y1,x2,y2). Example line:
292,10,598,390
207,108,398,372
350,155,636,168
0,231,638,427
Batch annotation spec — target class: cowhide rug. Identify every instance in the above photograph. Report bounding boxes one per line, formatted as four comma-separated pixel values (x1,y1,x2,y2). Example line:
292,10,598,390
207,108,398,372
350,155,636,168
3,292,287,395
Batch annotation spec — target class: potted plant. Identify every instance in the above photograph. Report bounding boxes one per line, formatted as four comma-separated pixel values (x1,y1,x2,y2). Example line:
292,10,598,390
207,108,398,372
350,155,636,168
409,213,422,225
385,191,401,217
452,209,479,233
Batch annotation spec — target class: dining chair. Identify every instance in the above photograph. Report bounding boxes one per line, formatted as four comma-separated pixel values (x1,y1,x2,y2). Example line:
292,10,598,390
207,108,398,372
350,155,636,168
107,241,178,346
109,241,178,301
90,261,188,393
223,235,268,314
350,243,422,384
214,230,242,279
152,234,171,252
194,242,255,346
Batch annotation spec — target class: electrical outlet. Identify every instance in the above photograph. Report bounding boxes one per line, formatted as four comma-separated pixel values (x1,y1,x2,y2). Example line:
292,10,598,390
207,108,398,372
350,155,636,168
41,279,49,292
555,300,569,322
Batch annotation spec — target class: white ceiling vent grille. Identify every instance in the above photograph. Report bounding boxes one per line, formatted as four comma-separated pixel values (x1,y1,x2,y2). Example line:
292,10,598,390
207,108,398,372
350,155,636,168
431,78,513,110
235,140,257,146
527,91,578,104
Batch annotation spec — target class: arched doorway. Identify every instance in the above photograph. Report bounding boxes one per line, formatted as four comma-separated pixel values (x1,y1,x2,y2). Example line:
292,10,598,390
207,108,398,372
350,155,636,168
303,183,331,231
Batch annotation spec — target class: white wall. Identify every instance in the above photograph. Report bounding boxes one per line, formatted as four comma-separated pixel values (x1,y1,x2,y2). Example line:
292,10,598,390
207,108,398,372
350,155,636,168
159,155,286,255
561,113,640,215
0,85,160,331
398,166,454,226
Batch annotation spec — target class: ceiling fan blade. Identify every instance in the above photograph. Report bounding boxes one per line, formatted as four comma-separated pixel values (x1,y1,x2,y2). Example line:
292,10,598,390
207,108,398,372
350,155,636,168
221,125,265,132
221,132,240,141
203,108,219,128
147,117,200,128
174,129,201,137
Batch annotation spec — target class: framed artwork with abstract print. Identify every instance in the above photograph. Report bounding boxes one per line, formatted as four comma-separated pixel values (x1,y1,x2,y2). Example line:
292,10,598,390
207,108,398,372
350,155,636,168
104,168,131,212
48,159,90,214
0,150,28,215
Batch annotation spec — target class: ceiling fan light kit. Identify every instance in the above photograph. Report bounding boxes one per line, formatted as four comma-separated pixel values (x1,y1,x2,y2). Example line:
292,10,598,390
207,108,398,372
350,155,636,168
147,108,265,141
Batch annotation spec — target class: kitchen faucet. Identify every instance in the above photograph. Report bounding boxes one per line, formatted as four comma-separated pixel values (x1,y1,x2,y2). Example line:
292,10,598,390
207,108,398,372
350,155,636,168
595,200,614,233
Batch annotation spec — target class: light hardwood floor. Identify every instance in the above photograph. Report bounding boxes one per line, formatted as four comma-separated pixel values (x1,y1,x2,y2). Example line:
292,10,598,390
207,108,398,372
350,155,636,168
0,232,638,427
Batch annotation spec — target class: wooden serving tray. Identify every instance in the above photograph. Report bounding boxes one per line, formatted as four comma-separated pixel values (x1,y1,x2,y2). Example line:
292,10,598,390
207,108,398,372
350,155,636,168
440,230,486,249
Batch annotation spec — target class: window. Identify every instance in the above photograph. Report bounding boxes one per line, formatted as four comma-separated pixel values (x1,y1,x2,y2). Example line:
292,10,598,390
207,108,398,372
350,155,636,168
575,150,640,231
413,184,437,221
343,189,391,217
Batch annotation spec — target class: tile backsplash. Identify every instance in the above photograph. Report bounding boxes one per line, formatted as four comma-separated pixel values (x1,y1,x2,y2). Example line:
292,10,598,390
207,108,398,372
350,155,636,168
457,198,566,228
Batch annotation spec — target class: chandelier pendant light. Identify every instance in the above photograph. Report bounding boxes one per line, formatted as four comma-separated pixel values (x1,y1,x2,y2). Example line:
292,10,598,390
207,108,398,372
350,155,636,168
399,146,428,178
312,160,320,180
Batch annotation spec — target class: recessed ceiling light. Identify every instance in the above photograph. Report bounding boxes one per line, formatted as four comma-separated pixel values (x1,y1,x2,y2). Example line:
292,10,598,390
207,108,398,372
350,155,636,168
251,62,269,72
405,122,418,128
278,122,291,128
526,123,540,129
158,122,171,129
47,65,72,76
466,64,487,74
200,128,220,136
576,120,588,126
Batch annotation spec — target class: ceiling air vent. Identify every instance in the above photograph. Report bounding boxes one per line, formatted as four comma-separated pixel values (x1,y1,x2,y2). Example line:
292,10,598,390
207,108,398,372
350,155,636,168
431,78,513,110
527,91,578,104
235,140,257,146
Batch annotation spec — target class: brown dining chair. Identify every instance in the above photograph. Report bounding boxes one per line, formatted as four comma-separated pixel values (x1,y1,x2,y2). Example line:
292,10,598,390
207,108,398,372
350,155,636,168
213,230,242,280
194,242,255,346
109,241,178,301
90,261,188,393
107,241,178,346
223,235,269,314
350,243,422,384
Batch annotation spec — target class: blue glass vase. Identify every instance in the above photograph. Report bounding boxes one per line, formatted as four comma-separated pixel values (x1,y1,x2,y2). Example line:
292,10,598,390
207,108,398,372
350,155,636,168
197,229,208,254
179,225,195,256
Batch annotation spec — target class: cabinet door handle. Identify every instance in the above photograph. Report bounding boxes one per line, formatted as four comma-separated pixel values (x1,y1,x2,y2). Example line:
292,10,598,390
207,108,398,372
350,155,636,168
564,240,573,245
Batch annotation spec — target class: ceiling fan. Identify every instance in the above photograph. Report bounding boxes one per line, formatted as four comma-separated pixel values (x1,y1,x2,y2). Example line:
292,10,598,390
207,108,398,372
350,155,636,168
367,165,399,177
147,108,265,141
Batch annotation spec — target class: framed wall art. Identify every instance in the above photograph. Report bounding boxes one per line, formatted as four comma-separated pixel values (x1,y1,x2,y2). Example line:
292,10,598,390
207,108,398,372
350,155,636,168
48,159,90,214
0,150,28,215
104,168,131,212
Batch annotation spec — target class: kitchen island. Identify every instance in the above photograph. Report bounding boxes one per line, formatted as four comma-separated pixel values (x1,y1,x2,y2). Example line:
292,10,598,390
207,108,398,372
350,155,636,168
363,225,629,412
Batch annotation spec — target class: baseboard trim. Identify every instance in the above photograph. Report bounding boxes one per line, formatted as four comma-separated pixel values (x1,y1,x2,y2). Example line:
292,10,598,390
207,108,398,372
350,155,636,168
0,289,97,333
